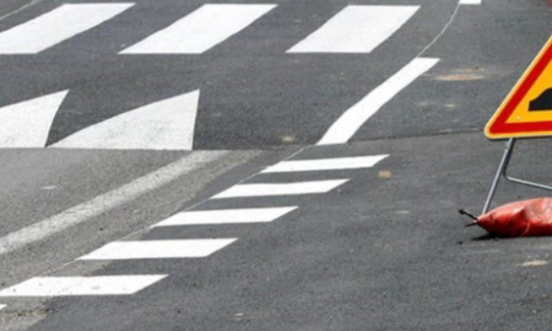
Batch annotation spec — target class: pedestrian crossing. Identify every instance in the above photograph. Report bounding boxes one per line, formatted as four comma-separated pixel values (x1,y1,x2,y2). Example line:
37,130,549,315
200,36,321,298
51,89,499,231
0,2,439,150
0,150,387,298
0,3,419,55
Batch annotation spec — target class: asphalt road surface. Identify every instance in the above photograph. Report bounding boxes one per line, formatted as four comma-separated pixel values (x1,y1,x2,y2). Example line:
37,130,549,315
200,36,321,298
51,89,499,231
1,0,552,330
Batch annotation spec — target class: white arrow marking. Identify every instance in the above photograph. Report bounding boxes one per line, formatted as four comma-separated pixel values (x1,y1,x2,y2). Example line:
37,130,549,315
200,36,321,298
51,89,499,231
51,90,200,150
0,91,68,148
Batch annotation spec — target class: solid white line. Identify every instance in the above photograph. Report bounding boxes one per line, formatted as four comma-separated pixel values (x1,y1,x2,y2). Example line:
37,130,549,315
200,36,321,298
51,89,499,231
287,5,419,53
152,207,298,227
262,155,388,173
0,151,228,256
459,0,481,4
121,4,276,54
0,275,167,297
0,91,68,148
317,58,439,145
212,179,349,199
78,239,236,260
0,3,134,54
51,90,199,150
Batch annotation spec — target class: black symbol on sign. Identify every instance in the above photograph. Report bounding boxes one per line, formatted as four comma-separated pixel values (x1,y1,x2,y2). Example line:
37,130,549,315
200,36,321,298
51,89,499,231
529,89,552,111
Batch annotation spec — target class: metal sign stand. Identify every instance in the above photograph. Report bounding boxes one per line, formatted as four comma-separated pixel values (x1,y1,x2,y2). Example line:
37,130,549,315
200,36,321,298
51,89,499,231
483,138,552,214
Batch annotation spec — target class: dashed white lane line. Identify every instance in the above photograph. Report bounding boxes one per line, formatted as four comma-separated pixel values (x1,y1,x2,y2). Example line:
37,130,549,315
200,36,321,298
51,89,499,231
0,275,167,297
288,5,419,53
78,239,236,260
152,207,298,227
51,90,199,150
121,4,276,54
0,90,68,148
262,155,388,173
459,0,481,4
0,151,228,256
0,3,134,54
212,179,349,199
317,57,439,145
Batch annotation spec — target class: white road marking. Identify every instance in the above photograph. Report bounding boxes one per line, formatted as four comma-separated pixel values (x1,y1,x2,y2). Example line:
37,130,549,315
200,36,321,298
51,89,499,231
0,3,134,54
262,155,389,173
287,5,419,53
78,239,236,260
0,91,68,148
317,57,439,145
152,207,298,227
0,304,5,311
121,4,276,54
0,275,166,297
459,0,481,4
51,90,199,150
212,179,349,199
0,151,228,256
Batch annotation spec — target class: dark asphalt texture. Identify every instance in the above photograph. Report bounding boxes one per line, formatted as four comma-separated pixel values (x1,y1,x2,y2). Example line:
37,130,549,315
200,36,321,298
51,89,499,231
1,0,552,330
22,133,552,331
0,0,457,149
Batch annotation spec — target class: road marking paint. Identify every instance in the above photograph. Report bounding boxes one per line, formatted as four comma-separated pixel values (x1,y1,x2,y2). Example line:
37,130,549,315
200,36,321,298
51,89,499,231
287,5,419,53
51,90,199,150
0,304,5,311
152,207,298,227
121,4,276,54
459,0,481,4
317,57,439,145
0,90,68,148
0,3,134,54
0,275,167,297
262,155,388,173
212,179,349,199
78,239,236,260
0,151,228,256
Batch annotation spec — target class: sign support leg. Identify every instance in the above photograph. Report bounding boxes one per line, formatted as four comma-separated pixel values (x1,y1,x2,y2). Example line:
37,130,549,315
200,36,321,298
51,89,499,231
483,138,515,214
482,138,552,214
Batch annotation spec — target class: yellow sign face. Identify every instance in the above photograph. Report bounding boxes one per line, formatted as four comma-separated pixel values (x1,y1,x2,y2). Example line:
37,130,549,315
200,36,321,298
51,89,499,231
485,35,552,139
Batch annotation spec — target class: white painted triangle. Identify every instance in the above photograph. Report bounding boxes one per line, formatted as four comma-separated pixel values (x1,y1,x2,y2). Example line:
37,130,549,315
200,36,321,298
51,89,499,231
51,90,200,150
0,91,68,148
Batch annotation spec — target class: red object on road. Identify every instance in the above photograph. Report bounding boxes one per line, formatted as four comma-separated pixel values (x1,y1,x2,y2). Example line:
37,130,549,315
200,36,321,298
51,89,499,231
463,198,552,237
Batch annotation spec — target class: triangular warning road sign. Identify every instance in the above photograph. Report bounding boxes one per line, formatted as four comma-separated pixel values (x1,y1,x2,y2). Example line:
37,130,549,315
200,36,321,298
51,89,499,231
486,35,552,139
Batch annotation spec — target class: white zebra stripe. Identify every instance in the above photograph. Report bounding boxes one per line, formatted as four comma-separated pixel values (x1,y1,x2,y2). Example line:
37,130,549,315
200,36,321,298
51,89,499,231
288,5,419,53
121,4,276,54
78,239,236,260
152,207,298,227
212,180,349,199
0,275,167,297
262,155,388,173
0,3,134,54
